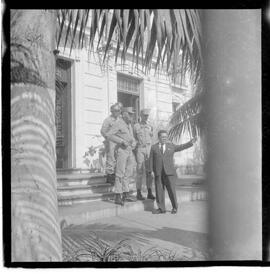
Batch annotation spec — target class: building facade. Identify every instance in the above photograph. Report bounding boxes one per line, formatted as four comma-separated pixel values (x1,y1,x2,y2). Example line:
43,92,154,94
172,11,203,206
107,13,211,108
55,26,203,176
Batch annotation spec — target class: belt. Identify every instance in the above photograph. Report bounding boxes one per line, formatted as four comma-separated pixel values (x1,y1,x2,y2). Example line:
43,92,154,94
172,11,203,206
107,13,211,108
137,144,151,148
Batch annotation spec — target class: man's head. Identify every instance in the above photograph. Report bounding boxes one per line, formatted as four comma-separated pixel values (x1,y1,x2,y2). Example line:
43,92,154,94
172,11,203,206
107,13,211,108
158,130,168,144
115,102,123,111
122,107,134,124
140,108,150,123
110,103,121,118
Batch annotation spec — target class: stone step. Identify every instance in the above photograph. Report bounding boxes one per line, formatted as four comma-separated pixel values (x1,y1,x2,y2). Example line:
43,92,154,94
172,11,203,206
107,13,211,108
58,192,115,206
57,168,95,174
57,183,113,194
59,188,208,226
56,171,206,207
57,173,106,187
58,183,137,206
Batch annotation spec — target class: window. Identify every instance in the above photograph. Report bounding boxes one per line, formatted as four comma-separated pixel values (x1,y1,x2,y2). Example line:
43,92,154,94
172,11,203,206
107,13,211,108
117,73,141,123
117,73,141,95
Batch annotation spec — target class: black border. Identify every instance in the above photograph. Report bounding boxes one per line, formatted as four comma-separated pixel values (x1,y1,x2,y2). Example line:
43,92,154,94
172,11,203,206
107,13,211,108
3,1,270,267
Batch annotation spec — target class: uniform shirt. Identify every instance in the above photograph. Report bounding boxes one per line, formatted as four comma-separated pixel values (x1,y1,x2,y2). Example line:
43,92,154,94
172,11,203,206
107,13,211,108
100,115,119,139
106,118,136,148
133,122,153,146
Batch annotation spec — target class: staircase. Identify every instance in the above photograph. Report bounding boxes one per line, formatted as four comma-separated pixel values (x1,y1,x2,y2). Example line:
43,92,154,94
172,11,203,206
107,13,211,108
57,169,206,206
57,169,135,206
57,169,207,225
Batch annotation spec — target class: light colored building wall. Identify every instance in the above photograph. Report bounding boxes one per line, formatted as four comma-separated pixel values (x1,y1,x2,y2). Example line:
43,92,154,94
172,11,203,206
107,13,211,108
57,36,201,173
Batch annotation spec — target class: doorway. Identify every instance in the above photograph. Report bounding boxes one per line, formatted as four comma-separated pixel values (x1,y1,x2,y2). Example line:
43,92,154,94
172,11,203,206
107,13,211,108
117,73,141,123
55,58,72,169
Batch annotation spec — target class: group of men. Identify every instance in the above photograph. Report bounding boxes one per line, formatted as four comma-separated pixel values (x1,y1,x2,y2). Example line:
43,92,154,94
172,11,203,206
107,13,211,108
100,103,196,214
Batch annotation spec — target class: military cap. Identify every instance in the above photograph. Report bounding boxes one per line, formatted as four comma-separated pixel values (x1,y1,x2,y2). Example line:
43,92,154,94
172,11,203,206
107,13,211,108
140,108,151,115
122,107,135,114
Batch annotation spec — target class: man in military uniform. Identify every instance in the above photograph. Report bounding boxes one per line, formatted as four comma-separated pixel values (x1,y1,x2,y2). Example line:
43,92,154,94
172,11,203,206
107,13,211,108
100,103,121,184
106,107,137,205
134,108,155,200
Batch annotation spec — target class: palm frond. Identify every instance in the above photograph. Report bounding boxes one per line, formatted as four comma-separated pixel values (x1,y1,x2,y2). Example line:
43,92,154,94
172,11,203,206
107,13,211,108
56,9,202,81
168,79,205,142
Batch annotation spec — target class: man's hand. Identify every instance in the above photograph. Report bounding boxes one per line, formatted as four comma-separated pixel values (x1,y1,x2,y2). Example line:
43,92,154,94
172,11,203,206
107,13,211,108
191,137,197,144
150,171,155,178
121,140,129,148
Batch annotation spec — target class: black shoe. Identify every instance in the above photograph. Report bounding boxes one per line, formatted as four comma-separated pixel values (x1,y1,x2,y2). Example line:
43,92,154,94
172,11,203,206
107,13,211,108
152,208,166,214
115,194,124,206
171,208,177,214
136,190,146,201
147,189,155,200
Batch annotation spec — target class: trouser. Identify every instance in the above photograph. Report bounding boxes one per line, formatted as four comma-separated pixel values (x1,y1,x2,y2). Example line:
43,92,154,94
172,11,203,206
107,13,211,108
105,140,116,175
114,146,134,194
154,168,178,211
136,145,153,190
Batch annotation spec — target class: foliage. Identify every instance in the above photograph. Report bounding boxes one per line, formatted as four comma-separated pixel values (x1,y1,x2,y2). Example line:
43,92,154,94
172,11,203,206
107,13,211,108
56,9,203,141
83,145,105,173
62,231,207,261
56,9,202,83
168,76,205,142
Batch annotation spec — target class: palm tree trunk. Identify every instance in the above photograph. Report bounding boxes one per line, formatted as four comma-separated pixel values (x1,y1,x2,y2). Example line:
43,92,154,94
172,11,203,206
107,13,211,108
203,10,261,260
11,10,62,261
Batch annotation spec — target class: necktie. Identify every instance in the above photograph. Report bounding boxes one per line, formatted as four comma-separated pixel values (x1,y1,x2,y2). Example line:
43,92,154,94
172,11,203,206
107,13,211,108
161,144,164,154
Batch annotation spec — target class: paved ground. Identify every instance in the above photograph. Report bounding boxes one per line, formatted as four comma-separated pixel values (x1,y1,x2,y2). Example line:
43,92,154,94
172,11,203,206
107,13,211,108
62,201,208,261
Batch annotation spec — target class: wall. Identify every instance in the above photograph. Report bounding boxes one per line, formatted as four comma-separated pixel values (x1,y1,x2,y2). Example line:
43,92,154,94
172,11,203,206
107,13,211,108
57,37,199,173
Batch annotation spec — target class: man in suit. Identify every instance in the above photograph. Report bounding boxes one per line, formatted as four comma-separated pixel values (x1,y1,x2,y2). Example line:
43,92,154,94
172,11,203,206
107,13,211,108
149,130,196,214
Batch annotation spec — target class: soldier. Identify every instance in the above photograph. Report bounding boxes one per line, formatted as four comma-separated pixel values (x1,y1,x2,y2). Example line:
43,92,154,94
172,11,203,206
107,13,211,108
115,102,123,114
133,108,155,200
106,107,137,205
100,103,121,184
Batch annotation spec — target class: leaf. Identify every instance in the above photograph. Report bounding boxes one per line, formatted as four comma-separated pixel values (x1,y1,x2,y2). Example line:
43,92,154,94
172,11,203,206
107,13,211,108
57,10,67,49
102,11,117,63
122,9,129,51
69,9,81,55
80,10,89,49
122,10,135,62
89,9,99,50
139,9,145,62
97,10,107,49
63,10,73,52
78,10,89,49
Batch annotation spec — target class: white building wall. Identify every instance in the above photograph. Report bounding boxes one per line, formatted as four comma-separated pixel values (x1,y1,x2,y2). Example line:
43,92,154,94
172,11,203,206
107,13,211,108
58,38,201,173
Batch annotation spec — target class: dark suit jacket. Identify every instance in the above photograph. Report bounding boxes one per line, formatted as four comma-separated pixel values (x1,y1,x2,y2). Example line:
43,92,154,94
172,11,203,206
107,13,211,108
149,141,193,176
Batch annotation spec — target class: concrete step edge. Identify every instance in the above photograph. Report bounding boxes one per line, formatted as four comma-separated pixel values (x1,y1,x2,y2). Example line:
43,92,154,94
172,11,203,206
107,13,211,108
59,191,208,226
57,183,113,191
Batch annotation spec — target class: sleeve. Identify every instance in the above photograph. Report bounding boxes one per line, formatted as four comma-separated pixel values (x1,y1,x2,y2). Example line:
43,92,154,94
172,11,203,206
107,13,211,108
106,123,124,145
133,124,139,141
174,140,193,152
150,125,153,137
149,145,154,173
100,118,110,138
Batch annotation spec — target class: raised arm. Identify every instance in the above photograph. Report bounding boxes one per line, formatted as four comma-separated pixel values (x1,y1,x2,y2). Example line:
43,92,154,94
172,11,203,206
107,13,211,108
174,138,196,152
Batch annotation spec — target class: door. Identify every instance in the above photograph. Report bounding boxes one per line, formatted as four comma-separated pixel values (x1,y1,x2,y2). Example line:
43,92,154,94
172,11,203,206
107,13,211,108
55,58,72,169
